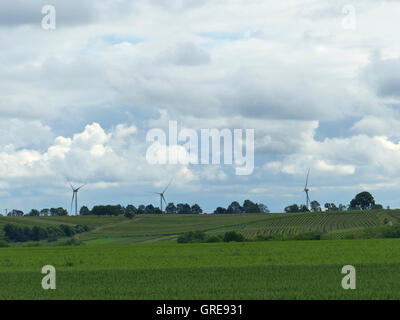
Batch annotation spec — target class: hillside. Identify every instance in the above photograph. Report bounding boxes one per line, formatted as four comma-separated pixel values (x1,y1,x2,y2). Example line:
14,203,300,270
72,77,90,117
1,209,398,246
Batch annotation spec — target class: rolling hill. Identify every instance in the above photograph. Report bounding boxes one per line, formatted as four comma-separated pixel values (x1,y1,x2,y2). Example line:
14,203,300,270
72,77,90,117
1,209,397,246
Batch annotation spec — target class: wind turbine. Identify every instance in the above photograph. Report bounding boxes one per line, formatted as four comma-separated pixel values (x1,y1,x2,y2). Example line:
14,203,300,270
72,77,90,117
304,168,310,211
68,181,86,215
151,179,172,213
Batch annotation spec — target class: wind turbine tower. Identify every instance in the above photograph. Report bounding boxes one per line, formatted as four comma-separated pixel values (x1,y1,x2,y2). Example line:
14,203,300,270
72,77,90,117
152,179,172,213
69,182,86,215
304,168,310,211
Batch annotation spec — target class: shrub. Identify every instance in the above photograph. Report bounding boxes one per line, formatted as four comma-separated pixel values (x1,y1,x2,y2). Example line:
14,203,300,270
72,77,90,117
25,242,41,247
292,231,323,241
73,225,89,234
223,231,244,242
46,226,63,238
4,224,28,242
328,225,400,240
177,230,206,243
62,238,84,246
256,234,278,241
382,225,400,238
31,226,48,241
342,233,356,239
59,225,74,237
205,235,222,243
0,240,10,247
360,225,400,239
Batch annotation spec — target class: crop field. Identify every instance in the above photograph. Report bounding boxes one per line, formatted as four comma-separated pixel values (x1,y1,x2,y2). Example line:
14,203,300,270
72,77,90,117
1,239,400,299
0,210,393,245
241,211,382,239
1,212,400,299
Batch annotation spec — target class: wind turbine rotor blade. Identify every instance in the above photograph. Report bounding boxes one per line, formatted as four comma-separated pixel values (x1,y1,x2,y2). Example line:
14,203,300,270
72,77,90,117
65,176,74,190
305,168,310,189
162,194,167,205
162,179,173,194
70,192,75,214
77,183,87,190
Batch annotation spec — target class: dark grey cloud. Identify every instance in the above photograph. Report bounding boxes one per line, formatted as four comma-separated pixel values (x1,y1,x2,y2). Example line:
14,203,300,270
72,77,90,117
0,0,97,26
362,55,400,99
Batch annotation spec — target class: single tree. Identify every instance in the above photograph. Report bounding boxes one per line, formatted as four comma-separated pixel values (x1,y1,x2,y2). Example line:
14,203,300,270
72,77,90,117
56,207,68,216
124,205,136,218
165,202,177,214
153,207,162,214
227,201,243,214
310,201,321,212
144,204,155,214
243,200,260,213
324,203,338,211
8,209,24,217
79,206,91,216
28,209,40,216
349,191,375,210
176,203,191,214
40,208,50,216
214,207,227,214
257,203,270,213
191,204,203,214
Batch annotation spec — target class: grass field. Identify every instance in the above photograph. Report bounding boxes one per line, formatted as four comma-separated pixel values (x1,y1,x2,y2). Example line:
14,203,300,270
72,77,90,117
1,239,400,299
1,211,399,299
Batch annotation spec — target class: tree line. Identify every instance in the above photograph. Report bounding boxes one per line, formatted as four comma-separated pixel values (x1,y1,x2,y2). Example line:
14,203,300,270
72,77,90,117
284,191,385,213
7,207,68,217
3,191,383,217
79,203,204,217
4,199,270,218
81,200,269,216
213,200,269,214
3,224,89,242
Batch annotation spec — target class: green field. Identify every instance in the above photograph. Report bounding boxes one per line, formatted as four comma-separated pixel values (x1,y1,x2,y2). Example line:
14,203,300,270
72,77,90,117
1,239,400,299
1,211,400,299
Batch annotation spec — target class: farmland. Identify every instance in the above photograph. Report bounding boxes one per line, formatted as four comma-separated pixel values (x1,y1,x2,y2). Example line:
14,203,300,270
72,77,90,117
1,211,400,299
1,239,400,299
0,209,395,246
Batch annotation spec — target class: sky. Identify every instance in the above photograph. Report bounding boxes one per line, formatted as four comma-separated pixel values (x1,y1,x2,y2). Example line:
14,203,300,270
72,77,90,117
1,0,400,214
